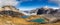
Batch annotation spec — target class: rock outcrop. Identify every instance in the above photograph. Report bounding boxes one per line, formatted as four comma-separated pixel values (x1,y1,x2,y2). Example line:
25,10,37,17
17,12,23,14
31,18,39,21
0,5,24,17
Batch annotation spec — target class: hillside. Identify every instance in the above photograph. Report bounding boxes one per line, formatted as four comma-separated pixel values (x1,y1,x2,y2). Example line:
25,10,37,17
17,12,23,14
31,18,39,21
0,5,60,25
0,15,60,25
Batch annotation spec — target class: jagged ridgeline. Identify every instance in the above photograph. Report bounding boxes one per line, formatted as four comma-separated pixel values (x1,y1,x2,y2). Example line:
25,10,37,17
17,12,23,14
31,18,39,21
0,5,24,17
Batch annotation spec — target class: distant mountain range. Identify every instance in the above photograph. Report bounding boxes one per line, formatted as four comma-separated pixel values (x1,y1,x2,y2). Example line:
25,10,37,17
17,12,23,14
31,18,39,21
23,7,60,15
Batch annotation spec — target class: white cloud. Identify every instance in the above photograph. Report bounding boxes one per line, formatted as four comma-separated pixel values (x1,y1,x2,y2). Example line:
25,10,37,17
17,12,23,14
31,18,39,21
43,6,59,9
19,8,32,11
19,0,33,2
19,0,42,2
0,0,19,7
49,0,60,7
49,7,59,9
18,0,33,4
18,7,36,11
49,0,60,3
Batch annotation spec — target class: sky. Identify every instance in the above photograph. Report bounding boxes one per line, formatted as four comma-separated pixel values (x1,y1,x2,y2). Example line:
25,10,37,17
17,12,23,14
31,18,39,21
0,0,60,10
16,0,59,10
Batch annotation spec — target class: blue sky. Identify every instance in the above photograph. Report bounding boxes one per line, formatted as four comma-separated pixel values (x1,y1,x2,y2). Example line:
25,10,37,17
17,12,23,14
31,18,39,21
16,0,58,10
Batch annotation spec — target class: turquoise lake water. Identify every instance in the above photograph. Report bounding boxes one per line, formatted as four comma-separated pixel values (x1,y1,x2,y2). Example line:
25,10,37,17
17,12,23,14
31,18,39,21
30,18,46,23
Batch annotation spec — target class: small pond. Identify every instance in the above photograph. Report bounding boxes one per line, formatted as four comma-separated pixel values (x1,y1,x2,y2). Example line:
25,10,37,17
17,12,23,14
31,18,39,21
21,15,30,18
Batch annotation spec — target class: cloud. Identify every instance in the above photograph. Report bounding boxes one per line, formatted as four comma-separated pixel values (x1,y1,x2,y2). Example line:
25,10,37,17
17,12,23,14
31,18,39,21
18,7,38,11
49,0,60,3
19,0,42,2
18,0,33,2
0,0,19,7
49,0,60,7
